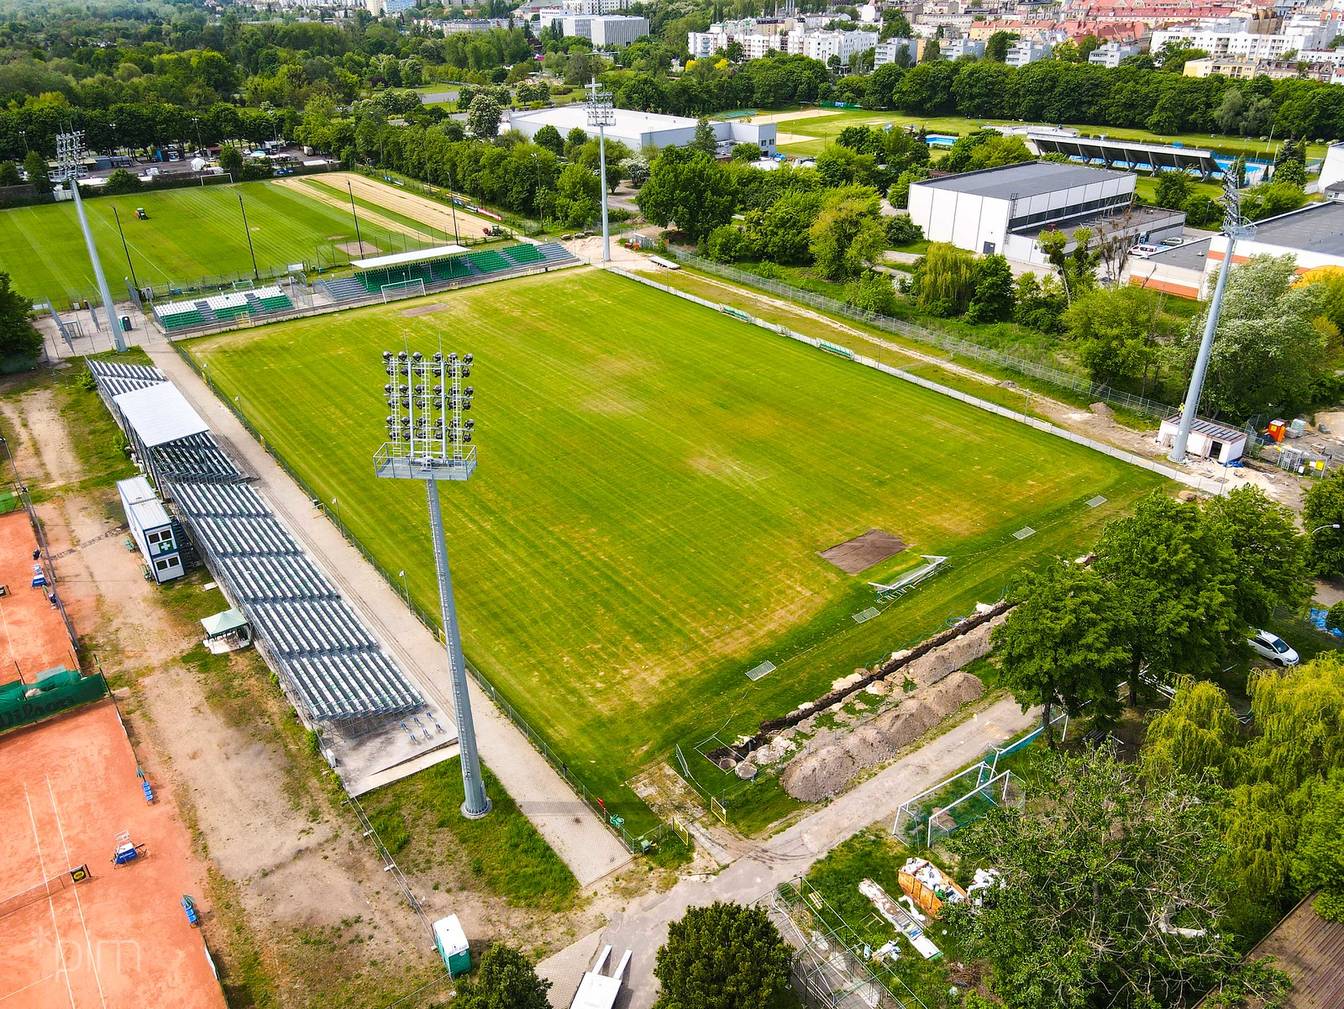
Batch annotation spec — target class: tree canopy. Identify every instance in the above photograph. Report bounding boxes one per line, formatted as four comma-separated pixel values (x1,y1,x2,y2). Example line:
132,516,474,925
653,902,792,1009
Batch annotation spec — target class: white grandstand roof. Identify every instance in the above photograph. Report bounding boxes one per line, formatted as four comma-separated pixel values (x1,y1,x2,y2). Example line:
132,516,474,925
113,382,209,448
350,244,468,270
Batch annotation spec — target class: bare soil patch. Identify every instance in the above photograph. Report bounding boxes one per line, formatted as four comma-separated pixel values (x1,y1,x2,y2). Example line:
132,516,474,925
819,529,907,574
401,302,452,318
337,240,379,257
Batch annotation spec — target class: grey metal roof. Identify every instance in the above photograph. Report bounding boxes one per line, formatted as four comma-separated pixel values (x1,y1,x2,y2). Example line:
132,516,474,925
1028,132,1221,176
1242,200,1344,257
916,160,1131,199
1163,415,1246,442
1144,237,1212,271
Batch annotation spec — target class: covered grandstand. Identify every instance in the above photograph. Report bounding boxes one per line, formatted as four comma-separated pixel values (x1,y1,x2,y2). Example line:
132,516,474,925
321,241,577,302
1027,130,1224,179
86,360,458,793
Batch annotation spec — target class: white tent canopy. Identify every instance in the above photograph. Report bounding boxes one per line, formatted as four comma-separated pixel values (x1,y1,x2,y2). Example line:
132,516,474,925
113,383,209,448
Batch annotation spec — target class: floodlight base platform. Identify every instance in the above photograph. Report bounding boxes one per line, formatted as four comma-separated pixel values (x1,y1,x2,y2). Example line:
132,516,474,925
461,798,492,820
374,445,476,482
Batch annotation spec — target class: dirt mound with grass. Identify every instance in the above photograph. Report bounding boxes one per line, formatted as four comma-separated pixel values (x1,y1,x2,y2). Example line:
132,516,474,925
780,671,985,802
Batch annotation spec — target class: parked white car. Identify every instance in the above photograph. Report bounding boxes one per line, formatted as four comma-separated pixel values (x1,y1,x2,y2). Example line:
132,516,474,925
1247,629,1299,666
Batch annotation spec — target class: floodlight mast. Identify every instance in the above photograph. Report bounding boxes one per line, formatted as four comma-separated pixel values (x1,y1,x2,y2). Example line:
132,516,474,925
57,131,126,353
373,349,490,819
1169,173,1254,463
585,78,615,264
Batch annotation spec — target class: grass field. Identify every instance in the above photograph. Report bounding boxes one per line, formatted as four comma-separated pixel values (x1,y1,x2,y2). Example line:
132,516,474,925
186,269,1165,833
771,107,1316,162
0,177,424,305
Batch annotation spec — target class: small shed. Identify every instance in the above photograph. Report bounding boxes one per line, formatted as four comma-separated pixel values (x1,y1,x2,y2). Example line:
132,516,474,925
1157,416,1247,465
117,476,184,583
201,609,253,654
431,915,471,977
570,945,632,1009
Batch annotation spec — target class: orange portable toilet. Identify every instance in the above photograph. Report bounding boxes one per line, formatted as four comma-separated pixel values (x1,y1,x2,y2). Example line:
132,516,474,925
1267,419,1287,443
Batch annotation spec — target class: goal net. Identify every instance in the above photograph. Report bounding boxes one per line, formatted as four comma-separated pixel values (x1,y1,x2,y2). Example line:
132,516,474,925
381,278,426,302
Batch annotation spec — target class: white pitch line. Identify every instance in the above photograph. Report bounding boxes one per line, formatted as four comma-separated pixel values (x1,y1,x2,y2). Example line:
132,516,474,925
47,776,107,1009
0,970,65,1003
23,784,76,1009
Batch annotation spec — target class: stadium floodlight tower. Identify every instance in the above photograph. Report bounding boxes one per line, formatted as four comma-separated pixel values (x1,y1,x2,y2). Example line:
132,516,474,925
585,77,615,264
374,349,490,819
1168,173,1254,463
57,131,125,353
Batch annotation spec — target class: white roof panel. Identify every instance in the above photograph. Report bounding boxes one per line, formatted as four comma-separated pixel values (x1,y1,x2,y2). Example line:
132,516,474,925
570,973,622,1009
350,244,468,270
114,383,209,448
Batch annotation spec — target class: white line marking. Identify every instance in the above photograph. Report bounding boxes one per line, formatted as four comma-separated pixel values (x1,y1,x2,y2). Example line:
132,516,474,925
23,784,76,1009
0,970,64,1003
47,776,107,1008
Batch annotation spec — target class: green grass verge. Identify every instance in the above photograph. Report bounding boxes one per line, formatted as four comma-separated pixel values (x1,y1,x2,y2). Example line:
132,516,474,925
186,269,1164,835
0,178,416,305
362,758,579,912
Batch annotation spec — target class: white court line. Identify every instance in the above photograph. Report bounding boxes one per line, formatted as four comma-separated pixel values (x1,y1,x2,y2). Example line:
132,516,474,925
23,784,76,1009
47,776,107,1009
0,969,65,1003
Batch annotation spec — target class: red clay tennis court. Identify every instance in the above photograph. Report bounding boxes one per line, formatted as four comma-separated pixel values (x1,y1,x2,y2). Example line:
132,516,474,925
0,508,77,686
0,699,226,1009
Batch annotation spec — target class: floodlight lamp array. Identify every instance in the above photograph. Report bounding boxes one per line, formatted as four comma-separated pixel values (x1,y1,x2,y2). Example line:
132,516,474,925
381,349,475,463
585,79,616,128
55,131,85,183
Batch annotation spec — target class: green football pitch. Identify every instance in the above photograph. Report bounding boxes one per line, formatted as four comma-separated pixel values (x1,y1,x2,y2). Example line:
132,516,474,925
187,269,1165,832
0,178,421,306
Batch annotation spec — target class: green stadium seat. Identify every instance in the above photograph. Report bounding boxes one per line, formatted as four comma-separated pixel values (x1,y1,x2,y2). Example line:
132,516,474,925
503,244,544,265
467,251,510,274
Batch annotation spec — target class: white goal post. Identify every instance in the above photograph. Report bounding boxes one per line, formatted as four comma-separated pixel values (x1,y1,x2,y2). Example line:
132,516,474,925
381,278,426,302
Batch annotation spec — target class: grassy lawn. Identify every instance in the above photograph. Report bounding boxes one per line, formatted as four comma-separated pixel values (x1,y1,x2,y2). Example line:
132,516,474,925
186,269,1165,834
0,178,416,305
775,107,1318,162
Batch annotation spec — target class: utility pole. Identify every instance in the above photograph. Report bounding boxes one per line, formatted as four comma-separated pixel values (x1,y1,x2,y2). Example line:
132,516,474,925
585,77,615,264
374,350,490,819
238,192,260,279
1169,174,1254,463
112,206,141,295
347,180,365,254
58,131,125,352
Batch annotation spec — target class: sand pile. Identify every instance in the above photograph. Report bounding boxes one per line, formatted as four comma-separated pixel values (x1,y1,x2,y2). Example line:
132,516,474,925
779,672,985,802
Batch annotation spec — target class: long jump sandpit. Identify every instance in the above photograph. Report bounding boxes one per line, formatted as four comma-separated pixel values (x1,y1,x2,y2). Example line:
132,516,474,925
0,699,225,1009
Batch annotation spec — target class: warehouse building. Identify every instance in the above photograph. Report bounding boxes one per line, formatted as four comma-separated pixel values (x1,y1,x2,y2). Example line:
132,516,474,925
506,105,775,154
537,11,649,45
906,161,1183,266
1207,199,1344,275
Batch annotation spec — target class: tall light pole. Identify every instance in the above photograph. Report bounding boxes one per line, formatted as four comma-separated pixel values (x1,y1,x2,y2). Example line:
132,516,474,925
374,349,490,820
1169,174,1254,463
57,131,125,353
585,77,614,265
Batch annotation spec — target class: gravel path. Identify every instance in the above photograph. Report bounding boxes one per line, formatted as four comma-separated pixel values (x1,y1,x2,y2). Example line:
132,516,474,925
539,695,1038,1008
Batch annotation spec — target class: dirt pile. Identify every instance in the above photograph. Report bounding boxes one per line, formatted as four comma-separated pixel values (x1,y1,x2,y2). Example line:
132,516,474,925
779,671,985,802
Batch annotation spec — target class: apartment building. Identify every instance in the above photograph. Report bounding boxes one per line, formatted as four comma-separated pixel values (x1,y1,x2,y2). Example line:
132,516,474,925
785,28,880,60
1088,40,1143,64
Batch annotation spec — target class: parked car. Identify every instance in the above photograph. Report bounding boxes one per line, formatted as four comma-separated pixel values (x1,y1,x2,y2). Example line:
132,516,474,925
1247,629,1299,666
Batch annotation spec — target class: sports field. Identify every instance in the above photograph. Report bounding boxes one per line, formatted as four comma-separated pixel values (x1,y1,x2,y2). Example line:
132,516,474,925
186,269,1164,829
767,107,1311,161
0,177,430,306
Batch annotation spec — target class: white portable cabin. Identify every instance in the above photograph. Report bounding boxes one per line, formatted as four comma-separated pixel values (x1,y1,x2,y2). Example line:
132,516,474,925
1156,416,1247,464
117,476,185,583
570,945,632,1009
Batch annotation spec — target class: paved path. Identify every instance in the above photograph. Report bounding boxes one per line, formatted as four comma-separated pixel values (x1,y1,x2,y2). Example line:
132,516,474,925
539,696,1038,1007
141,336,633,887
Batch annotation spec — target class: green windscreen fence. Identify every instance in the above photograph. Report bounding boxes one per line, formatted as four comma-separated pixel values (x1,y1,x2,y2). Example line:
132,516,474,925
0,668,107,734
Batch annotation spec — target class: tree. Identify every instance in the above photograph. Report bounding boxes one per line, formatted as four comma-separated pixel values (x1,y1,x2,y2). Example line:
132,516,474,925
1141,679,1240,784
1240,181,1307,222
886,215,922,247
946,749,1238,1009
913,242,976,316
992,562,1128,740
103,168,140,194
219,143,244,179
533,123,563,156
564,126,588,158
653,902,792,1009
540,161,600,228
843,271,897,314
1185,254,1333,420
985,31,1019,62
1062,286,1173,389
0,272,41,364
0,160,20,187
23,150,50,194
965,253,1015,324
731,142,762,162
692,117,717,156
1291,768,1344,920
455,944,551,1009
466,93,503,139
636,148,733,242
1305,468,1344,577
1202,486,1309,627
1038,227,1099,304
1153,169,1193,210
808,189,886,281
1214,88,1245,134
1093,492,1236,704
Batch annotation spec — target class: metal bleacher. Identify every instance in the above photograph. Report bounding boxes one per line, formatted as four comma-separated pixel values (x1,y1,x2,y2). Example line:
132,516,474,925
85,359,425,726
318,276,368,302
152,286,295,332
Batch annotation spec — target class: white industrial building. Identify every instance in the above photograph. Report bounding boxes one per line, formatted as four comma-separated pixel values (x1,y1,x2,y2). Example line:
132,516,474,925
1206,200,1344,275
537,11,648,44
1320,141,1344,196
506,105,776,154
907,161,1183,266
1088,41,1142,66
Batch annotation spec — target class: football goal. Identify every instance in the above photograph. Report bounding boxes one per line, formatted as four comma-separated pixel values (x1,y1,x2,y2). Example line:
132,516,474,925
381,278,426,302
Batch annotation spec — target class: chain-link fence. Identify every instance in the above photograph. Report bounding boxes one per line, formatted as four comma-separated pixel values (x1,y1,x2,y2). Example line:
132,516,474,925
665,250,1176,420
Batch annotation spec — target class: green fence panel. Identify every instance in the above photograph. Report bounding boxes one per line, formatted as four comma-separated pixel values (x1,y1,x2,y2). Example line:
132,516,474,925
0,674,108,734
